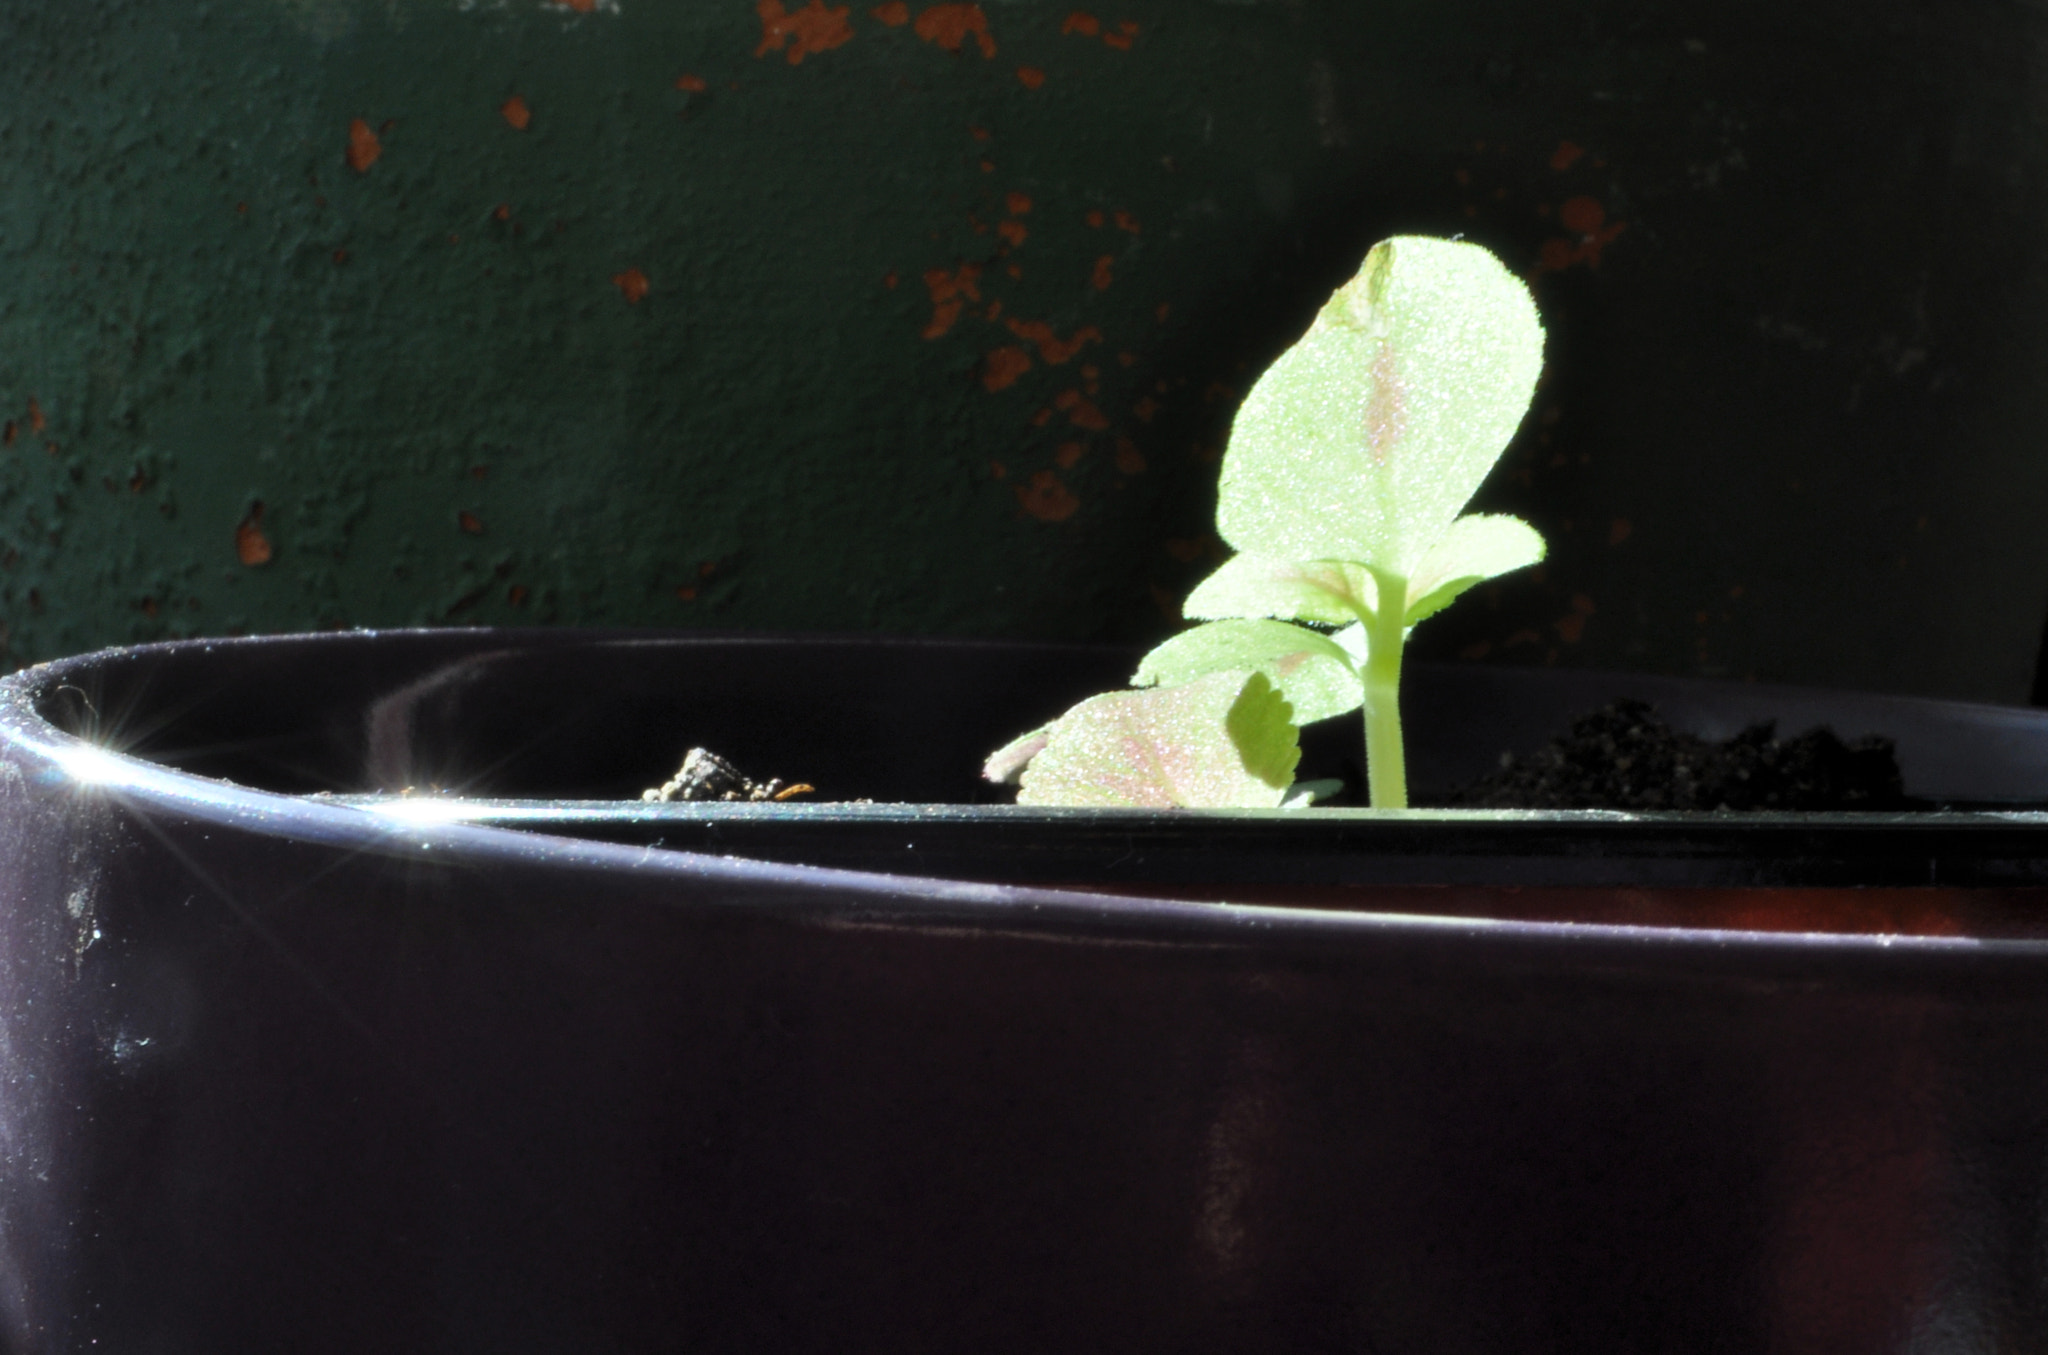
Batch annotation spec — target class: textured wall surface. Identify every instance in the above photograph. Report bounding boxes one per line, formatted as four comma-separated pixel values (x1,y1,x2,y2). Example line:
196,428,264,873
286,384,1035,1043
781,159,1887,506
4,0,2048,701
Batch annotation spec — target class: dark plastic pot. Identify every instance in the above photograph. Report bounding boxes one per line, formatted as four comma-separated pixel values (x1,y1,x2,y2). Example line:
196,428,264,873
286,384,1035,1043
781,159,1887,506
6,629,2048,1352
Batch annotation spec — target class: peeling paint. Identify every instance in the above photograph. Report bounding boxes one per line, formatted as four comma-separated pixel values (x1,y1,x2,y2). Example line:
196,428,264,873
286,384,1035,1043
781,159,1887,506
754,0,854,64
345,118,382,172
1005,318,1101,364
922,263,982,338
1054,388,1108,429
1016,65,1044,89
872,0,908,23
913,3,994,57
1090,254,1114,290
500,95,531,129
1016,469,1079,521
612,267,650,302
236,505,273,567
675,73,709,91
1005,191,1032,215
1061,11,1099,36
982,345,1032,391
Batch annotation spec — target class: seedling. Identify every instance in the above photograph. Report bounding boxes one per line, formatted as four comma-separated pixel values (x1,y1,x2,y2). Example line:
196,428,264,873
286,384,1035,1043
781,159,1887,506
988,235,1547,808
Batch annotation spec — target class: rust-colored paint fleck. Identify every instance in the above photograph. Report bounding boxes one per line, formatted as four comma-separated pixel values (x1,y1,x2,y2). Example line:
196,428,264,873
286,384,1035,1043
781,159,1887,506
970,125,991,141
997,220,1028,247
676,586,699,602
883,270,899,289
1016,469,1079,521
1553,593,1595,643
922,262,982,338
1608,517,1633,545
564,0,596,11
345,118,382,173
236,504,273,566
989,459,1007,478
236,201,249,213
1006,318,1101,364
500,96,532,130
1089,254,1114,290
494,203,512,221
1061,11,1100,35
458,511,485,534
1005,191,1032,215
1055,441,1085,468
676,73,710,92
699,561,719,579
873,0,909,22
1029,407,1052,427
983,299,1004,321
1115,437,1145,474
1113,209,1139,233
28,399,45,434
1055,388,1109,429
613,268,651,303
1133,395,1159,422
914,3,996,56
1560,195,1605,233
755,0,855,64
1550,139,1585,170
1103,20,1138,49
979,159,995,173
1085,209,1105,228
1006,263,1022,278
982,345,1033,391
1017,65,1045,88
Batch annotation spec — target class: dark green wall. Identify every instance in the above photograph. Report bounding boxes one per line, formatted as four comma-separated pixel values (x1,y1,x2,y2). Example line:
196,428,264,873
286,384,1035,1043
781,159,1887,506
6,0,2048,703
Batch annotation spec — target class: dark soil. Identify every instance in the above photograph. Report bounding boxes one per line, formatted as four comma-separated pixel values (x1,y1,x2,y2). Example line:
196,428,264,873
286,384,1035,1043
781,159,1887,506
1426,698,1908,812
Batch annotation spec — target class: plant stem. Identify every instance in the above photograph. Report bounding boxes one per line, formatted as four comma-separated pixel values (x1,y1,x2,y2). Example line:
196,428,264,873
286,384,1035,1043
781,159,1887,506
1363,572,1409,808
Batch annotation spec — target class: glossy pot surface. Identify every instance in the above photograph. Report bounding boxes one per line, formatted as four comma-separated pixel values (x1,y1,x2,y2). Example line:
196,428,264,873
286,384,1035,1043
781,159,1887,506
6,629,2048,1353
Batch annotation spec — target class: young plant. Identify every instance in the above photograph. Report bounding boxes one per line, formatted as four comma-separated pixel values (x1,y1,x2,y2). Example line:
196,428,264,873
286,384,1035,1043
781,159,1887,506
989,235,1547,809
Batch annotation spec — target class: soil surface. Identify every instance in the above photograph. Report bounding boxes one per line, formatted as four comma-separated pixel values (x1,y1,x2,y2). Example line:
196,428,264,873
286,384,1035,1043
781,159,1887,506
1425,698,1908,812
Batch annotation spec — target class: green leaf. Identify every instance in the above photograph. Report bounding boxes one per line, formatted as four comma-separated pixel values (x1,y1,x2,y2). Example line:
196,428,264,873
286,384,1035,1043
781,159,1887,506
982,723,1053,785
1134,619,1361,725
1215,236,1544,578
1182,554,1380,626
1016,669,1300,808
1403,513,1547,624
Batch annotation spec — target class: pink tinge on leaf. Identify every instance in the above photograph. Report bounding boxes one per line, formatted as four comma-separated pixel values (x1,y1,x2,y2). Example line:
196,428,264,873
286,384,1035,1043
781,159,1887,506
1361,343,1405,466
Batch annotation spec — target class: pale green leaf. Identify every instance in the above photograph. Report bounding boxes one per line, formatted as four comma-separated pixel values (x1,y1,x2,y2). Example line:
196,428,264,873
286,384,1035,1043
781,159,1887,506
1016,670,1300,808
982,723,1054,785
1183,553,1379,626
1134,619,1361,725
1404,513,1547,624
1215,236,1544,577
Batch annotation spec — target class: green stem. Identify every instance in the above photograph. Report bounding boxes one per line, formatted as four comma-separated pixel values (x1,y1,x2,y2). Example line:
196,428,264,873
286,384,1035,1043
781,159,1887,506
1362,571,1409,809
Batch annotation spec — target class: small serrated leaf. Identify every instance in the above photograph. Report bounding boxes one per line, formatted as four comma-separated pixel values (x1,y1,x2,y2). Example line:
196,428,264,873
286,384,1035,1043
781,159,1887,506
1183,554,1379,626
1016,669,1300,808
1403,513,1547,624
1135,619,1361,725
983,723,1055,785
1216,236,1544,577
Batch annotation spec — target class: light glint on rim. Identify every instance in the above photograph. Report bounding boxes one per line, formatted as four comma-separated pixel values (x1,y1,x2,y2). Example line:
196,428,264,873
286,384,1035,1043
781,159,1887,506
51,741,130,788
